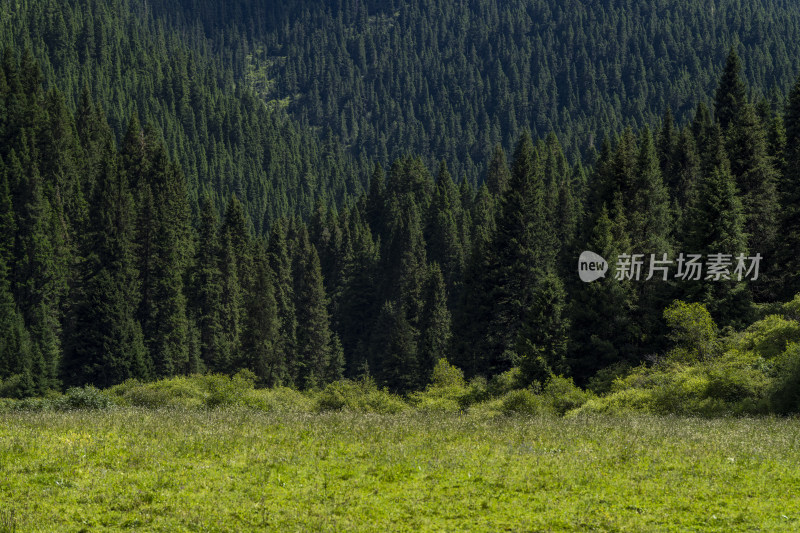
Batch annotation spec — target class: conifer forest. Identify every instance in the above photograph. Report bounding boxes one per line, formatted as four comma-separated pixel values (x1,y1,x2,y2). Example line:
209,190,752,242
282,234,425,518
4,0,800,400
8,1,800,530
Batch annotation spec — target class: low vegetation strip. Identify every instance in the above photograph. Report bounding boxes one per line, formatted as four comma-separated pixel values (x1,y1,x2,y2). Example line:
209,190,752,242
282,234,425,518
0,411,798,531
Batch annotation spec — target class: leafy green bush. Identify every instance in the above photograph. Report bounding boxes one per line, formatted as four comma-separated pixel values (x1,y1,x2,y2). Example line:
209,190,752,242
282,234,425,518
568,388,655,417
586,363,632,395
768,343,800,414
204,372,256,408
408,359,470,412
429,358,466,388
663,301,718,362
111,377,205,409
315,378,407,414
542,376,594,415
55,386,114,411
500,389,546,416
731,314,800,359
0,374,32,399
108,372,261,409
246,387,315,413
487,367,525,397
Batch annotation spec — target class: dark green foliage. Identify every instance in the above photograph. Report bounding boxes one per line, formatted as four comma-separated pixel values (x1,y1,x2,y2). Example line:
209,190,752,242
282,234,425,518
241,244,282,385
418,263,452,384
267,219,298,383
7,6,800,404
714,49,749,132
160,0,800,185
779,74,800,299
488,131,558,369
192,195,224,372
64,153,149,388
295,247,334,389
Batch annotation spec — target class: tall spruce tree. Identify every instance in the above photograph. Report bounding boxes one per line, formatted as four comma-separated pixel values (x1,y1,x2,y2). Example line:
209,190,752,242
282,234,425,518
242,243,282,385
418,262,452,384
63,151,149,387
684,125,752,327
488,130,562,374
295,246,333,389
714,48,748,132
781,73,800,298
193,194,225,372
267,219,298,384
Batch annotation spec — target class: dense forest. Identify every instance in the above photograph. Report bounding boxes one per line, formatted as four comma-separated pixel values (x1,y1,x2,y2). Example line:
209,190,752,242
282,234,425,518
148,0,800,182
2,0,800,401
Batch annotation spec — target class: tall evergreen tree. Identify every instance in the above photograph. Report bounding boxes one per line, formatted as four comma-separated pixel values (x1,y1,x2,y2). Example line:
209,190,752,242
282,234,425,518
714,48,748,132
295,246,333,389
426,161,464,297
780,73,800,298
193,194,225,372
63,151,149,387
242,243,282,385
418,263,451,384
684,125,752,327
267,219,298,384
488,130,561,372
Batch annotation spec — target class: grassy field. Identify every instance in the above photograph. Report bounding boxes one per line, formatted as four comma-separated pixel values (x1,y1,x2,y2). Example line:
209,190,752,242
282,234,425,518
0,410,798,532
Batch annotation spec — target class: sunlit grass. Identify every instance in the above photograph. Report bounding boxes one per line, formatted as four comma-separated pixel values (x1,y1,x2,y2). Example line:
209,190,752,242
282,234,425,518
0,410,798,531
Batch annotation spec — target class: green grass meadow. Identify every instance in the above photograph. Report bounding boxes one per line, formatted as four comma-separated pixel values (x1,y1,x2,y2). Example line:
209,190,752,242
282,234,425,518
1,410,798,532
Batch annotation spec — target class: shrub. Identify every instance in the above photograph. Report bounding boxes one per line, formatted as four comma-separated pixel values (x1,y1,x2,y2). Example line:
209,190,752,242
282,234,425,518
0,374,32,399
246,387,315,413
459,376,490,407
500,389,546,416
487,367,525,397
110,376,206,409
768,343,800,414
543,376,593,415
663,300,718,362
568,388,655,417
408,359,471,412
704,354,769,405
204,373,256,408
429,359,466,388
733,314,800,360
315,379,407,414
55,386,113,411
586,363,632,395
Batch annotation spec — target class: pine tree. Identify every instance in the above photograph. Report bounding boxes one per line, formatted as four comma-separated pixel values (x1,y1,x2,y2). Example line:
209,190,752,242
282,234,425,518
337,208,379,376
684,125,752,327
242,243,282,385
218,229,242,373
267,219,298,384
630,127,671,254
714,48,748,132
131,125,191,377
0,253,36,397
486,144,510,195
365,162,386,238
452,184,496,377
418,263,451,384
568,200,637,381
63,152,149,387
516,272,569,385
295,246,333,389
426,161,464,297
371,300,417,392
780,73,800,298
488,130,559,371
13,168,65,392
193,194,225,372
